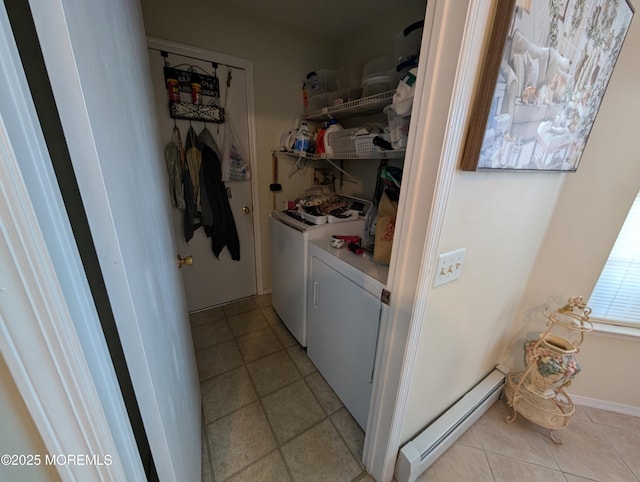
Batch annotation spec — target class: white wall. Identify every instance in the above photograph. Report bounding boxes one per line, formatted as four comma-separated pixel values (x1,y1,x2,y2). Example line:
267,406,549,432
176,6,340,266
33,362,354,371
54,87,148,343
399,0,640,444
505,2,640,407
0,356,60,482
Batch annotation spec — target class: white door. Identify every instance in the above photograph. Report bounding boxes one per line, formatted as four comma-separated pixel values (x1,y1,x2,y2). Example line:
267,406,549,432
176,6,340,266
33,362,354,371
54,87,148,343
147,43,258,311
29,1,201,480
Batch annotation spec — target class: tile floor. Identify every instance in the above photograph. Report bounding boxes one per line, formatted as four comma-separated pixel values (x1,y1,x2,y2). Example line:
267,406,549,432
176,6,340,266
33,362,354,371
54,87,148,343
192,295,372,482
420,399,640,482
192,295,640,482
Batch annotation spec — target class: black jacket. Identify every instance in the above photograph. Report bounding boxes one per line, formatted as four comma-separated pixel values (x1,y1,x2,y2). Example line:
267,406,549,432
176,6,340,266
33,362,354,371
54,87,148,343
200,144,240,260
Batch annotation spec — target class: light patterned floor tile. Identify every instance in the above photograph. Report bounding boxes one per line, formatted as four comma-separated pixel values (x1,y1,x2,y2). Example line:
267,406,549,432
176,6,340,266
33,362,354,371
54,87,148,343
281,419,361,482
201,429,213,482
262,380,325,444
271,322,298,348
246,350,300,397
192,319,233,351
550,413,637,481
252,293,272,308
287,345,316,376
206,402,276,481
417,443,493,482
331,407,365,462
487,452,566,482
306,371,343,415
227,309,269,337
456,423,483,449
583,406,640,432
201,366,257,424
260,306,281,325
190,306,225,327
599,423,640,479
475,400,560,469
236,328,283,363
227,450,291,481
223,298,258,317
196,339,244,381
563,474,601,481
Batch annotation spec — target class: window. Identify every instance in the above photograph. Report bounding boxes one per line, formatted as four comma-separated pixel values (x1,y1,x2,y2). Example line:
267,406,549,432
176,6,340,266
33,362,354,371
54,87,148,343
588,192,640,327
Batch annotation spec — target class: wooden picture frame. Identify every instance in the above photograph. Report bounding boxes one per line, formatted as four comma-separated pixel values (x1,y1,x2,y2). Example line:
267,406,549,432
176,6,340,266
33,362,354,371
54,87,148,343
461,0,634,171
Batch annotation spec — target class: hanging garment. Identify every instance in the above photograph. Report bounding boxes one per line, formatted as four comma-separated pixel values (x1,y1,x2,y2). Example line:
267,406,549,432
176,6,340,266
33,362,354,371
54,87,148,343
198,125,223,161
198,126,222,228
182,165,196,243
185,127,202,209
200,144,240,260
164,126,186,209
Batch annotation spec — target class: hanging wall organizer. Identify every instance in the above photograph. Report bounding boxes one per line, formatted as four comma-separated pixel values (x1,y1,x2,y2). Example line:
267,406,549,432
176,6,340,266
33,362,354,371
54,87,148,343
162,51,225,123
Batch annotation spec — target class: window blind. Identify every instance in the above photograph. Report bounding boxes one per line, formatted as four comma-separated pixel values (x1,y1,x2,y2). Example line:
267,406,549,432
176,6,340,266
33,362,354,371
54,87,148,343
588,192,640,326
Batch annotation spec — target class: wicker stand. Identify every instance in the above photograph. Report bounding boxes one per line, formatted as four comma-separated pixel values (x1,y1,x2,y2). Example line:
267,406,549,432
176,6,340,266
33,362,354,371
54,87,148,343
505,297,592,443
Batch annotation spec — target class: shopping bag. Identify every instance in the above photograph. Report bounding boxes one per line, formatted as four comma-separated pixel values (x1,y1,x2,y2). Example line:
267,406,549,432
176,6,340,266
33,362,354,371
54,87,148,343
373,192,398,264
221,119,250,182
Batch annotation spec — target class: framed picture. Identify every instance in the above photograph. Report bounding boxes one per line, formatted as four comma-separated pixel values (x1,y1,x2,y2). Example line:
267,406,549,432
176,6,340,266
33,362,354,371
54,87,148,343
461,0,634,171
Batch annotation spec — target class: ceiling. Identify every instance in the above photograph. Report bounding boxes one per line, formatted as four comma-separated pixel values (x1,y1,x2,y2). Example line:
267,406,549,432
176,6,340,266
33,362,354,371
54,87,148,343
214,0,424,38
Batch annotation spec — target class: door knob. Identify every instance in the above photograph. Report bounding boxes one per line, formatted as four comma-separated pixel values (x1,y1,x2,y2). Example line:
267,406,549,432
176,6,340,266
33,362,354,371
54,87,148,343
242,206,251,214
177,255,193,268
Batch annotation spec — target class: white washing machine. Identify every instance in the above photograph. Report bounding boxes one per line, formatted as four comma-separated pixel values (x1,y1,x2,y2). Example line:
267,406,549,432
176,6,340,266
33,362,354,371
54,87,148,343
269,197,371,347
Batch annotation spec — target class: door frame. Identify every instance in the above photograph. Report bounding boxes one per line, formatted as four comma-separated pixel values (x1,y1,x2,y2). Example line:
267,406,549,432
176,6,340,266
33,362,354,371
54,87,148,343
0,2,143,479
363,1,491,480
147,37,264,299
0,95,127,482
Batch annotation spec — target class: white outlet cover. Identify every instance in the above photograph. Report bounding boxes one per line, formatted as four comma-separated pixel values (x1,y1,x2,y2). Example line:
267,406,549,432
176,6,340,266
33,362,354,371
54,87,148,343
434,248,466,287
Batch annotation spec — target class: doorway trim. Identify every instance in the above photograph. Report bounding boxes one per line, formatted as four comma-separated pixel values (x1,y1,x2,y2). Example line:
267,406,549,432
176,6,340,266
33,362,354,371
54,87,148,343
0,109,127,482
364,1,493,480
147,37,264,298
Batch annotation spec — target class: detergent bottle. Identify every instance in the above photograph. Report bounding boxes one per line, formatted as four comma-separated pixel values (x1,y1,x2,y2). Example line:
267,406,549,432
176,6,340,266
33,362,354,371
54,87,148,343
293,122,314,153
323,118,343,156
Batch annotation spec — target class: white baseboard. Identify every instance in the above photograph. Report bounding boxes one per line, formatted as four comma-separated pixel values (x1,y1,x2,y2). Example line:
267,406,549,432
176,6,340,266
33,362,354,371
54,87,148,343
571,394,640,417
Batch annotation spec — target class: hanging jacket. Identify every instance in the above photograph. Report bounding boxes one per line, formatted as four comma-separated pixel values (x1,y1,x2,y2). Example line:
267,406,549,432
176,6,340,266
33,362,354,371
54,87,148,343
198,125,223,161
185,127,202,209
200,144,240,260
197,126,222,227
163,126,186,209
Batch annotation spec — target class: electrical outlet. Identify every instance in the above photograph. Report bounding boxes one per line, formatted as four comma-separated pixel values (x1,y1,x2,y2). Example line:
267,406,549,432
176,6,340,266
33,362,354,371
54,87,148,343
433,248,466,287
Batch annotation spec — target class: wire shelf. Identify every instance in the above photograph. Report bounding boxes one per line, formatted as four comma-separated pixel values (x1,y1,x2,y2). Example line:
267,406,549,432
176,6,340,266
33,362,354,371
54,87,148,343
304,91,394,120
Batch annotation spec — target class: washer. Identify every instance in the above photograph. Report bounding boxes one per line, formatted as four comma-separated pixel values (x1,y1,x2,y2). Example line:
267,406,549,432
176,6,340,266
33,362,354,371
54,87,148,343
269,196,370,347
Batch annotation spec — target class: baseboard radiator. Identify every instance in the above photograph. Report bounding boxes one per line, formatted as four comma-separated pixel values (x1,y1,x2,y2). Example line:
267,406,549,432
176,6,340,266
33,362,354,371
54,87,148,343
395,366,507,482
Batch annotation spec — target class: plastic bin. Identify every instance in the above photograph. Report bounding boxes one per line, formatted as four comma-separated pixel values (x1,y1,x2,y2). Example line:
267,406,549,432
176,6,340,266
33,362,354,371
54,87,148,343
395,20,424,64
325,128,359,154
385,105,411,149
362,75,393,97
335,63,363,90
308,93,328,112
362,57,395,78
304,69,336,96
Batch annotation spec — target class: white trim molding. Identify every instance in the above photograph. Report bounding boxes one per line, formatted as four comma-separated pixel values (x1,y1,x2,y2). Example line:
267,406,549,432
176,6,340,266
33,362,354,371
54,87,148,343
572,395,640,418
364,1,495,480
0,115,127,480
